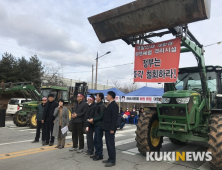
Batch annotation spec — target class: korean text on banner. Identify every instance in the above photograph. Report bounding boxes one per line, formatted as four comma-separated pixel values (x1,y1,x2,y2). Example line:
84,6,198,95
134,38,181,83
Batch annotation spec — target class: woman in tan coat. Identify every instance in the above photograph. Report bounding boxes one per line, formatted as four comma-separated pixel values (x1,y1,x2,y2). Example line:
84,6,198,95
53,99,69,149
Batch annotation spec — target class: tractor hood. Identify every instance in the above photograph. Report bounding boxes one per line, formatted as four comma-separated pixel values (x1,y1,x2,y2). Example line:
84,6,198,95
162,90,199,98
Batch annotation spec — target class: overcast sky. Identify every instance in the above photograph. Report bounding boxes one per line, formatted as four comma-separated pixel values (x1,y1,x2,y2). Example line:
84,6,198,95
0,0,221,88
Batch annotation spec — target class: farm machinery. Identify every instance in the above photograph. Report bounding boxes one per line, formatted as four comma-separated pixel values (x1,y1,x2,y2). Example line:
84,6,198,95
0,82,88,128
87,0,222,169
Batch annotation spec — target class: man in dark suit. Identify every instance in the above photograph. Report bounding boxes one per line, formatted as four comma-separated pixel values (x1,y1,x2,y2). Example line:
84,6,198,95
42,94,58,146
102,91,119,167
69,93,88,153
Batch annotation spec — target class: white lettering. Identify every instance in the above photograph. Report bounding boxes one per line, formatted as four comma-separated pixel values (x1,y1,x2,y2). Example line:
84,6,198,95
146,152,154,161
193,152,205,161
205,152,212,161
163,152,172,161
186,152,192,161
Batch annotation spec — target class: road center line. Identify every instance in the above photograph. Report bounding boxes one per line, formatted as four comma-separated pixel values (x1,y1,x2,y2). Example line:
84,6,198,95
0,140,33,146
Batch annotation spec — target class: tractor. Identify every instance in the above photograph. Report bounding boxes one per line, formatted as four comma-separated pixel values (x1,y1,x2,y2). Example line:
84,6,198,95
88,0,222,169
0,82,88,128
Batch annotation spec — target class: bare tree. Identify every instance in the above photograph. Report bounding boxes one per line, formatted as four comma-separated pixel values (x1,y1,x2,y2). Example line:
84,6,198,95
112,80,138,93
42,64,66,86
112,80,121,89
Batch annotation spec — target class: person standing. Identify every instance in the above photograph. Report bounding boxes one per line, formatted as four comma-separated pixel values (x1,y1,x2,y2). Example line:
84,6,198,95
53,99,69,149
31,97,47,143
117,113,125,130
69,93,88,153
42,94,58,146
102,91,119,167
83,95,96,156
88,93,106,161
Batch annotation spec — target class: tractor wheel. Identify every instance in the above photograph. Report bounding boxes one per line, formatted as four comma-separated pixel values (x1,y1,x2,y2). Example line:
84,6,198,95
27,111,37,129
208,114,222,170
169,138,187,145
135,110,163,156
13,111,27,127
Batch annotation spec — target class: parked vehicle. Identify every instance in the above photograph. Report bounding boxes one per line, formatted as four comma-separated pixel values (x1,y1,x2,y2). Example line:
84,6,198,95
6,98,32,115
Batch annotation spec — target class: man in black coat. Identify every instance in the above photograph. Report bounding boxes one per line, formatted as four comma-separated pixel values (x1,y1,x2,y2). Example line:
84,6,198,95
102,91,119,167
83,95,96,155
69,93,88,153
42,94,58,146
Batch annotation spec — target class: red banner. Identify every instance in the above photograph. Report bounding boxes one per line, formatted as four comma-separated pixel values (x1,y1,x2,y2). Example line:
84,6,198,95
134,38,181,83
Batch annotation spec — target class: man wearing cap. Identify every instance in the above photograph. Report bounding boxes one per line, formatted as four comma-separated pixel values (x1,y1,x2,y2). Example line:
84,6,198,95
102,91,119,167
69,93,88,153
31,97,47,144
42,94,59,146
83,95,96,156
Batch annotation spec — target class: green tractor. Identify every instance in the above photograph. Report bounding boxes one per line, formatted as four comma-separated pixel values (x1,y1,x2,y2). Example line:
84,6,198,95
88,0,222,169
0,82,88,128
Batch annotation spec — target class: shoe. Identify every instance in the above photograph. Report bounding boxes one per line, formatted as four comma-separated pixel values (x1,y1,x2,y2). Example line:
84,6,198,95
84,150,89,154
77,149,83,153
42,141,48,146
105,162,115,167
31,140,39,143
49,143,54,146
58,146,64,149
93,155,103,161
86,152,93,156
90,154,97,159
55,145,60,148
69,148,78,151
102,159,109,163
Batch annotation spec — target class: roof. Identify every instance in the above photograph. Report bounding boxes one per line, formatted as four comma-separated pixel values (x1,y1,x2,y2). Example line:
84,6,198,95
88,87,125,96
179,65,222,73
125,86,164,96
41,86,68,91
10,98,32,100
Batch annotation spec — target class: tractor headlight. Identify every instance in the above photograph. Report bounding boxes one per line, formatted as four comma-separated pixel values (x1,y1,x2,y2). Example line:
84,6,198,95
161,98,170,103
176,97,190,104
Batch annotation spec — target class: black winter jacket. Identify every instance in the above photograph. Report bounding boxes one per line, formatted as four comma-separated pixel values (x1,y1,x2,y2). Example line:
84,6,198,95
72,101,88,123
42,101,58,121
102,101,119,131
36,104,45,121
93,101,106,127
84,102,96,127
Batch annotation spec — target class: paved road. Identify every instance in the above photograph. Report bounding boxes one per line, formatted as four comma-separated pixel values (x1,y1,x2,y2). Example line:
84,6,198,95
0,118,211,170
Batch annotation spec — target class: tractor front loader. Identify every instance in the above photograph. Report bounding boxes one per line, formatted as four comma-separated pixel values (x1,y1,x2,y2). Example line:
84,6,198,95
0,82,42,127
0,82,88,128
88,0,222,169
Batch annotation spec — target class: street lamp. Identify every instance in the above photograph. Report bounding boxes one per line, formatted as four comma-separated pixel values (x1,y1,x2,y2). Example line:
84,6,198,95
95,51,111,89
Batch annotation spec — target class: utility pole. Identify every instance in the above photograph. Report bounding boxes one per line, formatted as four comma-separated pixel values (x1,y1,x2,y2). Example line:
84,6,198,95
95,51,111,90
107,79,108,86
95,52,98,90
92,65,94,89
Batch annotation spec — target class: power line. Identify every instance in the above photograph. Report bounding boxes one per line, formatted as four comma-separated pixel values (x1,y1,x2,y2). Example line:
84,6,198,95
0,43,37,54
63,62,133,73
204,41,221,47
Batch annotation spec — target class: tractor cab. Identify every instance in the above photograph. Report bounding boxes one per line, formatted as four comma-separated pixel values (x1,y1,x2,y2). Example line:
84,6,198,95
41,86,68,103
164,66,222,110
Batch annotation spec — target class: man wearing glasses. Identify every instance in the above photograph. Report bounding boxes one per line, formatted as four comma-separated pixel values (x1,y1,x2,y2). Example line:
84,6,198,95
32,97,47,144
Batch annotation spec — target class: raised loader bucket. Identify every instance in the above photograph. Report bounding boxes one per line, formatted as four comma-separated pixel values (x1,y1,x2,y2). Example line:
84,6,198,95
88,0,211,43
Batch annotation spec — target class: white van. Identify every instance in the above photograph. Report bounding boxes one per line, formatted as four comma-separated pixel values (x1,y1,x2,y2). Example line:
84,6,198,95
6,98,32,115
